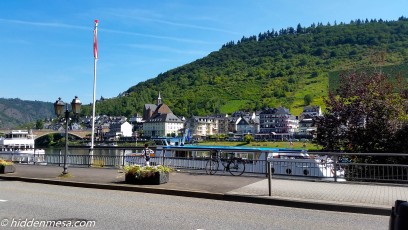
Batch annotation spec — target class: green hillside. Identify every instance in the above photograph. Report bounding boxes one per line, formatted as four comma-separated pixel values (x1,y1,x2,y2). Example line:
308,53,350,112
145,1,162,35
0,98,54,129
82,17,408,117
329,62,408,93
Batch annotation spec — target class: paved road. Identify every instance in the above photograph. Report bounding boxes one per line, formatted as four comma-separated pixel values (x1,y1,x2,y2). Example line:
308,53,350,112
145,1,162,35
0,181,389,230
1,164,408,216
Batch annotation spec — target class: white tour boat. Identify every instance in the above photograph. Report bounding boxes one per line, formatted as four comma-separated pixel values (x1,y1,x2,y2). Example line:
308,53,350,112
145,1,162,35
266,151,343,178
160,145,342,179
0,130,46,164
123,133,342,179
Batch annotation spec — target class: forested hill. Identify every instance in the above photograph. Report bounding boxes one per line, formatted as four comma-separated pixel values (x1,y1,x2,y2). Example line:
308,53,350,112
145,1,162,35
83,17,408,118
0,98,54,129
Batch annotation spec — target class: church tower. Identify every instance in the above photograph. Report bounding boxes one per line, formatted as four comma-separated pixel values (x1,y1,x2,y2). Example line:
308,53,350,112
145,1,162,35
157,91,162,105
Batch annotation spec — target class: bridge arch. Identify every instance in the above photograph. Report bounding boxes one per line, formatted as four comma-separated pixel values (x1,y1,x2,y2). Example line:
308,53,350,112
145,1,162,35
34,132,85,140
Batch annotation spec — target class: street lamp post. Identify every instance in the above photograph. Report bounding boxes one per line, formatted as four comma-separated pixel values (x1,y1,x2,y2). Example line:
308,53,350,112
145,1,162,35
54,96,81,174
135,131,138,147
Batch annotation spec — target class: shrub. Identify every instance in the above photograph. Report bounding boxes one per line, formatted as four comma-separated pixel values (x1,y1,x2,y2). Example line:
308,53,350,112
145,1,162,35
0,159,13,166
123,165,173,178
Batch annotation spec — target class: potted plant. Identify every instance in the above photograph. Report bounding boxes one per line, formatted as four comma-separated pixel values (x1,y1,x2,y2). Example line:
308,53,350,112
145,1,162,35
123,165,172,185
0,159,15,174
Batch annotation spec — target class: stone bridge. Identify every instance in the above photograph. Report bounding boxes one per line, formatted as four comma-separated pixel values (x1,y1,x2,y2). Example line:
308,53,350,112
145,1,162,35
33,130,91,140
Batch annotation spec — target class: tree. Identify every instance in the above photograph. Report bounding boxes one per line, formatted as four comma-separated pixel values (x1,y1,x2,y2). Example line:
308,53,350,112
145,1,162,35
296,23,303,34
315,71,408,152
43,134,54,146
304,94,313,106
35,120,44,129
244,134,254,143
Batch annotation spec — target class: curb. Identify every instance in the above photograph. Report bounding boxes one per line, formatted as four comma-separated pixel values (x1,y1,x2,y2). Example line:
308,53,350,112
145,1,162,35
0,175,390,216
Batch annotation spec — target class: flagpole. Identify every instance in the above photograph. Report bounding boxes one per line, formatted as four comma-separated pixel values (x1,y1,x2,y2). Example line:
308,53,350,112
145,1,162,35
91,19,98,160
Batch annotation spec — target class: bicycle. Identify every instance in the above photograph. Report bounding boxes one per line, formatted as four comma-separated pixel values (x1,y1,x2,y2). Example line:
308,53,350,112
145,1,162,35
205,151,246,176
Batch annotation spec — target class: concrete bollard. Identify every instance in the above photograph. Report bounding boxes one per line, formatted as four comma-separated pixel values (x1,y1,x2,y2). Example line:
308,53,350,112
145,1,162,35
389,200,408,230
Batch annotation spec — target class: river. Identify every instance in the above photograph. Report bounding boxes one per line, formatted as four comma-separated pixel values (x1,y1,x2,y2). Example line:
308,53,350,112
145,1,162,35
44,147,136,157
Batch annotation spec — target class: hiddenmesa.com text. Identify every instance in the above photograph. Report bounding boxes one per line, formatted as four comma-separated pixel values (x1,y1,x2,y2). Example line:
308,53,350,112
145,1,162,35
1,218,96,228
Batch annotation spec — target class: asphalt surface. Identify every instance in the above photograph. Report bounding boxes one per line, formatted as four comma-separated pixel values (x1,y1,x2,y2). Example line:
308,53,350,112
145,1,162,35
1,164,407,216
0,181,389,230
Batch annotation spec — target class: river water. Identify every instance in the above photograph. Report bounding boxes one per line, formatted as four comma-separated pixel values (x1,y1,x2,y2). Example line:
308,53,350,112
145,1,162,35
44,147,135,156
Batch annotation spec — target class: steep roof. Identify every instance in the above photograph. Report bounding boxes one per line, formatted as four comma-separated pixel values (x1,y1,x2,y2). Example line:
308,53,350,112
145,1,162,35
260,107,290,115
237,117,259,125
144,104,157,111
147,113,183,123
303,106,321,113
152,103,173,115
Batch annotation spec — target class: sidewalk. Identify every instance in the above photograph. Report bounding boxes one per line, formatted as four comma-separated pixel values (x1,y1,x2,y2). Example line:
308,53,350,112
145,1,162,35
1,164,407,216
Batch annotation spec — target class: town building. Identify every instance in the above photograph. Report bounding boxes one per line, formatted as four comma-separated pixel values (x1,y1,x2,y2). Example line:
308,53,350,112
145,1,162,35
258,107,299,140
129,113,143,123
227,111,246,132
107,121,133,139
236,116,259,135
142,92,184,137
209,114,229,135
188,116,217,138
184,114,229,140
228,116,241,133
298,114,315,137
300,106,321,120
298,106,321,138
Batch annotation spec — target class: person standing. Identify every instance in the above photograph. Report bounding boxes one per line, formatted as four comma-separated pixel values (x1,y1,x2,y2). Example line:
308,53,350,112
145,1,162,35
142,143,154,166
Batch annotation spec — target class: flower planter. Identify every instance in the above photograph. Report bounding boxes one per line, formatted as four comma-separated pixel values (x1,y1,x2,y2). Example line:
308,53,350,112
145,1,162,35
125,171,169,185
0,165,15,174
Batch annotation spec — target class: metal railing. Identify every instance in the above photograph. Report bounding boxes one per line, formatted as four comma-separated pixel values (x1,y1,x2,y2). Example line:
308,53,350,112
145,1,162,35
1,149,408,183
340,163,408,183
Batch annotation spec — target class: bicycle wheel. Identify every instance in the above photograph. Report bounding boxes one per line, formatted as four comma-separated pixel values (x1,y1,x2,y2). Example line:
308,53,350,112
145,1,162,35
205,159,219,175
228,159,245,176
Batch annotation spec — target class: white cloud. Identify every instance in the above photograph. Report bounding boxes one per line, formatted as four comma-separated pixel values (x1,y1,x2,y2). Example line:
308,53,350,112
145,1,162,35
0,18,88,30
128,43,207,55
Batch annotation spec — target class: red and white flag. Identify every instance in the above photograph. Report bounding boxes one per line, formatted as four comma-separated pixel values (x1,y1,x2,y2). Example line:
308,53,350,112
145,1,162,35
93,19,98,59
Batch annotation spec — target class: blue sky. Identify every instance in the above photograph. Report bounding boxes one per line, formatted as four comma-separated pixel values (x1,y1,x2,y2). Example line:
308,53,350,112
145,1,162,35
0,0,407,104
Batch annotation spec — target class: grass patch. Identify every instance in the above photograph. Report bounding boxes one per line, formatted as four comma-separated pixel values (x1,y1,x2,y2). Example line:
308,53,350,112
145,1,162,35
219,99,250,114
57,172,73,178
289,73,328,115
91,159,105,168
